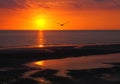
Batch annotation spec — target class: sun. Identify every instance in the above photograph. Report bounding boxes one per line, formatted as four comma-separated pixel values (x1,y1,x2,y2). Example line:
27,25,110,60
35,18,46,27
33,15,47,30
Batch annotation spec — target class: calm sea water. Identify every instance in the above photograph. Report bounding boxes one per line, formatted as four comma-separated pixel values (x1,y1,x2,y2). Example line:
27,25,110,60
0,30,120,48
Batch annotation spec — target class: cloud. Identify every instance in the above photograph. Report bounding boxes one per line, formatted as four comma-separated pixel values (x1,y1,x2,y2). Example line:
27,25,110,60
92,0,120,9
63,0,120,10
30,0,120,10
0,0,27,9
0,0,120,10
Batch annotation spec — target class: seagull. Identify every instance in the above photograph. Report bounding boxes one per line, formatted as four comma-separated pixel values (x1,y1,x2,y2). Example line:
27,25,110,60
57,22,69,26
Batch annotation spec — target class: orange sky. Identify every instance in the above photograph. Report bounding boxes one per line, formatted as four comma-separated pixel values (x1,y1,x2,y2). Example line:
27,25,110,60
0,0,120,30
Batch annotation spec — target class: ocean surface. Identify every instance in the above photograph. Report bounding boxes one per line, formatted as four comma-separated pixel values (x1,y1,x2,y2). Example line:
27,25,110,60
0,30,120,48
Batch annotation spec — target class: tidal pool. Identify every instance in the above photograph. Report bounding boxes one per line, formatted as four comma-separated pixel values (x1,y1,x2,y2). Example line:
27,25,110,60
27,53,120,77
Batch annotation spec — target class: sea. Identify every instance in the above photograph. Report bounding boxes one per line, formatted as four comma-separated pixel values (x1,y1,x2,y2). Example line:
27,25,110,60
0,30,120,48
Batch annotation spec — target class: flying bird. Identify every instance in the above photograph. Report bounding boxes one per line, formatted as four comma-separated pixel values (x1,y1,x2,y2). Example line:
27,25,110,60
57,22,69,26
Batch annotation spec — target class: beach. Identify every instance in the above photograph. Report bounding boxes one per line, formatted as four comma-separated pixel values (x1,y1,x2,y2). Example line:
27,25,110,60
0,44,120,84
1,0,120,83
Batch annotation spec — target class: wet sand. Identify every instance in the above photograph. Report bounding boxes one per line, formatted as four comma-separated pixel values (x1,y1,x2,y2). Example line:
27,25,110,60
0,44,120,84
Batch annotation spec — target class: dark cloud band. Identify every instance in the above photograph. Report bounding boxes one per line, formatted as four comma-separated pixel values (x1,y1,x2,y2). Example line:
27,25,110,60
0,0,27,9
0,0,120,10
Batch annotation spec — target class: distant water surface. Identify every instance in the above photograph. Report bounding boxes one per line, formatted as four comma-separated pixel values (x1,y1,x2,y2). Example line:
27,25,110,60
0,30,120,48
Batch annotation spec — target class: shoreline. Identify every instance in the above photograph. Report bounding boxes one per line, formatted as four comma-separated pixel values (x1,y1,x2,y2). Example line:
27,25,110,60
0,44,120,67
0,43,120,57
0,43,120,56
0,44,120,84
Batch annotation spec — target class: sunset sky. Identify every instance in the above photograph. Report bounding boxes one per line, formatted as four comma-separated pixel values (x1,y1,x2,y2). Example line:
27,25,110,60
0,0,120,30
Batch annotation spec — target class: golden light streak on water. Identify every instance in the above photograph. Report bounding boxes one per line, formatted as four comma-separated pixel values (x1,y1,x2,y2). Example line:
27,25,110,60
38,30,45,47
35,61,44,66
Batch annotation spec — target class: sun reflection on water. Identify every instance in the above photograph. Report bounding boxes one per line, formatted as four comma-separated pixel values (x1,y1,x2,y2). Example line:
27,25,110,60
35,61,44,66
31,54,120,78
35,77,51,84
38,30,45,47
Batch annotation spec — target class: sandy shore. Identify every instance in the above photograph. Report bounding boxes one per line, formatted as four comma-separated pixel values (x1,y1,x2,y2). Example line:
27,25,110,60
0,44,120,59
0,44,120,84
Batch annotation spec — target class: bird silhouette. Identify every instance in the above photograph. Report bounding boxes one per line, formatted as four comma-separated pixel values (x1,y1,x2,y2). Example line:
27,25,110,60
57,22,69,26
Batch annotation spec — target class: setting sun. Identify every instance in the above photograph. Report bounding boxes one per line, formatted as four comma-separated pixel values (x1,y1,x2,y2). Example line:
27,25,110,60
32,15,47,30
35,19,45,27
